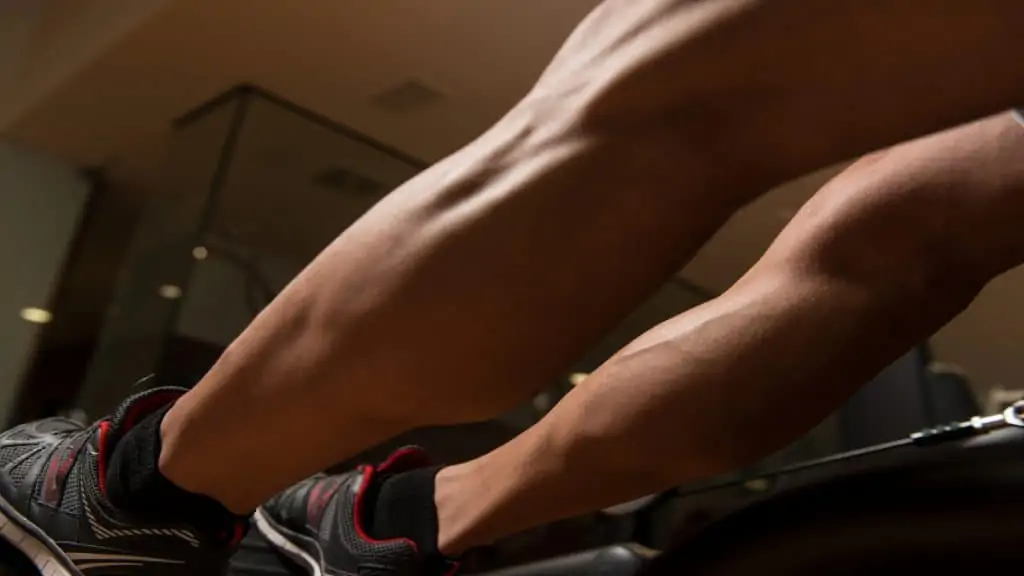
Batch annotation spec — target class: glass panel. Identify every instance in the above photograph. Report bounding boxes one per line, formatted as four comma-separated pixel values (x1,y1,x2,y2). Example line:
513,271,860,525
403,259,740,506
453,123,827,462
168,93,423,375
77,93,244,417
76,86,713,442
79,88,425,414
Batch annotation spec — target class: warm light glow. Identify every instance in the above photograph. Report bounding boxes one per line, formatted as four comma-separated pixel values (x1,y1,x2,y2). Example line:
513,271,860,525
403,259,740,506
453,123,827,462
744,478,771,493
20,307,53,324
192,246,209,260
158,285,183,300
569,372,589,386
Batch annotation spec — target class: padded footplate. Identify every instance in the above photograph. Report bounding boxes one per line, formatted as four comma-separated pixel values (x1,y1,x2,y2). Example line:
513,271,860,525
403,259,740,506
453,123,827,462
476,544,656,576
645,427,1024,575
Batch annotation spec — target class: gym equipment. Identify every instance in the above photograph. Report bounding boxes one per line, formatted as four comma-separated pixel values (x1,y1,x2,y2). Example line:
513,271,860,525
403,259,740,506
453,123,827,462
475,544,656,575
4,402,1021,575
222,401,1024,576
644,401,1024,575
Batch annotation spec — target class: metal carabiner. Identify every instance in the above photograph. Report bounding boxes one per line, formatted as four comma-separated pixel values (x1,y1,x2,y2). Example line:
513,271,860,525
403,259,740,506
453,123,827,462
912,401,1024,447
1003,400,1024,428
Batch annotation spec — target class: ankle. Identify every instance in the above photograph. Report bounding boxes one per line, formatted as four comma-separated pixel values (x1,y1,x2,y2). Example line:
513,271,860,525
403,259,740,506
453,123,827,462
106,405,249,540
434,462,492,557
157,404,254,515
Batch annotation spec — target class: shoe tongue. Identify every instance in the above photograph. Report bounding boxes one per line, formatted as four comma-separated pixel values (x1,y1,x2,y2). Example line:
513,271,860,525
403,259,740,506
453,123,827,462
375,446,432,476
107,386,188,446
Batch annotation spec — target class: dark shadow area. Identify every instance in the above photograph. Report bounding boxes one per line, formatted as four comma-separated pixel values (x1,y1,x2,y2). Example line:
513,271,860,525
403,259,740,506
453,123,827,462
8,169,143,425
645,428,1024,575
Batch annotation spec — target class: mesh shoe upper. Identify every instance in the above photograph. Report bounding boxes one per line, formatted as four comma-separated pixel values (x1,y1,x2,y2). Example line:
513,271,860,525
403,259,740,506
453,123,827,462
0,387,243,576
255,447,458,576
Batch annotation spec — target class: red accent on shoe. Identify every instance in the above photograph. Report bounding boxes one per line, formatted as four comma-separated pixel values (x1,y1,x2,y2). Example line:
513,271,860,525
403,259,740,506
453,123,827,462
229,522,247,546
41,433,88,506
307,482,324,520
376,446,432,475
97,420,113,496
120,390,184,434
306,477,342,528
352,465,419,552
98,389,184,497
41,449,64,505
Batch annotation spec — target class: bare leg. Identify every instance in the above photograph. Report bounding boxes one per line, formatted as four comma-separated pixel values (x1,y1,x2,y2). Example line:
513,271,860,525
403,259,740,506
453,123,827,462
433,112,1024,554
159,0,1024,514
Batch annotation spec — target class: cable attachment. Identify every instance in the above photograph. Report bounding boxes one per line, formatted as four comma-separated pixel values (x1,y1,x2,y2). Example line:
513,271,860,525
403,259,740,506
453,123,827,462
911,400,1024,447
1003,400,1024,428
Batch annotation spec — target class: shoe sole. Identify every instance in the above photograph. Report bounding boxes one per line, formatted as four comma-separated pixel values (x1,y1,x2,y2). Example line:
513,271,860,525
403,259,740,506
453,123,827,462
227,524,308,576
252,509,323,576
0,494,79,576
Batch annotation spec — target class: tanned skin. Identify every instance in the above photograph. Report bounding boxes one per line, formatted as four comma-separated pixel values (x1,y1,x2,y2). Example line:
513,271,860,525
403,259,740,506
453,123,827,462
435,113,1024,552
155,0,1024,552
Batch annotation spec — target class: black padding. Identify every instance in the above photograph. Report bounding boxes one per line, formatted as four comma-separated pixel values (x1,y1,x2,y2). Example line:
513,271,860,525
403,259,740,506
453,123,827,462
645,427,1024,575
477,544,654,576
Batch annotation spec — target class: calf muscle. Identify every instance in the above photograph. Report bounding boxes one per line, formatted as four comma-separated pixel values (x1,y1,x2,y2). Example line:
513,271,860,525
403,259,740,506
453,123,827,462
435,114,1024,552
164,0,1024,515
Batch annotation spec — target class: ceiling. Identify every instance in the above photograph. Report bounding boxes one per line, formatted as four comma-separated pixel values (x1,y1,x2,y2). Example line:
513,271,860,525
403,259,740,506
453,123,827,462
2,0,1022,398
205,91,424,261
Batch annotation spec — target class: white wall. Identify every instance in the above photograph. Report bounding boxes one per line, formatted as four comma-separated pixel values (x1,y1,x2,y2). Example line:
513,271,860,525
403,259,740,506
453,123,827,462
0,141,90,423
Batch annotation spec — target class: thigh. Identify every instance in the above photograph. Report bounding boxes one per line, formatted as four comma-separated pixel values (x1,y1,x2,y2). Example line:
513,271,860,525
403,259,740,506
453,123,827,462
538,0,1024,183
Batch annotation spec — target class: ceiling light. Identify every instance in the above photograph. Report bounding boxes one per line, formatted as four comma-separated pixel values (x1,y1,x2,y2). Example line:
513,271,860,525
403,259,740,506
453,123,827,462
569,372,590,386
158,285,183,300
20,307,53,324
192,246,209,260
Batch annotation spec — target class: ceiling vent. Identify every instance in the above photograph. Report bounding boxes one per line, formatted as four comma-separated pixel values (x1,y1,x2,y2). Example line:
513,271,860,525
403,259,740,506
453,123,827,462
313,166,385,197
371,79,443,113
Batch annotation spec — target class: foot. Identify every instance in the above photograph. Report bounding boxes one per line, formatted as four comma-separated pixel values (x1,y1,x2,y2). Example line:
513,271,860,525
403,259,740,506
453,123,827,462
0,387,245,575
255,447,458,576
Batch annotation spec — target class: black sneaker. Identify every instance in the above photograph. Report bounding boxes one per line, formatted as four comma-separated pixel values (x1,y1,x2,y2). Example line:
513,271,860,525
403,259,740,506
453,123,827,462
254,447,458,576
0,387,245,575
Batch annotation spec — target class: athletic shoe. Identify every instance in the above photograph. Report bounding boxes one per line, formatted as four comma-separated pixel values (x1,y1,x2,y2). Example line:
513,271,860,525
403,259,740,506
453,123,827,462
227,526,306,576
254,447,459,576
0,387,245,575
